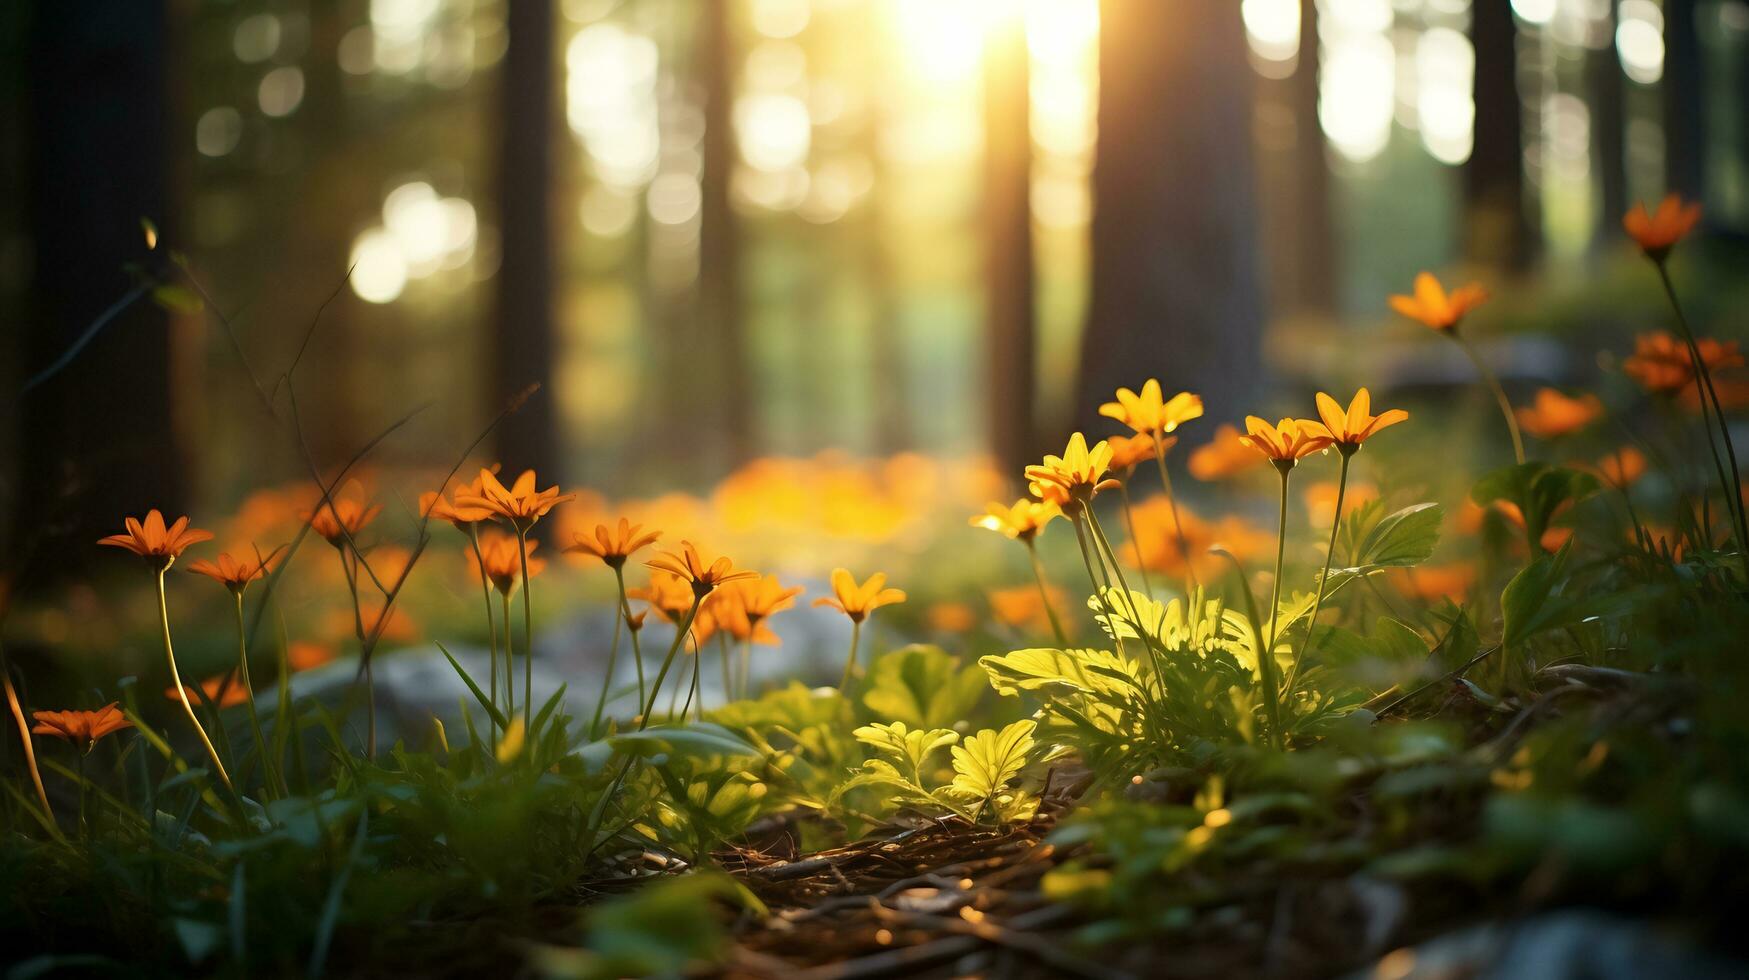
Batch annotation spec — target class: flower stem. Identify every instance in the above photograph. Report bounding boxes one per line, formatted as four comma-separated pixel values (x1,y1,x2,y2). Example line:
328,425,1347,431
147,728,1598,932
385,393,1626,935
639,596,702,730
515,530,534,731
718,633,733,711
589,585,623,738
159,569,233,792
468,524,498,752
234,592,272,797
1153,440,1199,589
1,661,54,825
1267,465,1292,650
613,564,646,706
1117,483,1153,598
739,636,754,700
1455,335,1525,465
838,619,863,694
501,591,515,721
1656,260,1749,574
1287,451,1349,693
1024,538,1069,646
1071,511,1128,658
336,548,375,760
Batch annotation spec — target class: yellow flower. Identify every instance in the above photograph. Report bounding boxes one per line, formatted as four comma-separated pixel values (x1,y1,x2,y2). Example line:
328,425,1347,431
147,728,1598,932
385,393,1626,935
1107,432,1164,472
1099,380,1203,436
1623,193,1702,260
970,498,1062,543
1389,272,1488,332
1024,433,1121,509
457,468,575,531
814,568,906,623
1312,388,1408,452
644,541,758,597
1239,417,1333,466
1515,388,1603,439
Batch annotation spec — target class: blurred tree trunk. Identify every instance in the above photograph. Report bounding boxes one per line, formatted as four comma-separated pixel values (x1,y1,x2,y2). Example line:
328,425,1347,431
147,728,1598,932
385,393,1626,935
1290,0,1335,313
495,0,558,479
1077,0,1265,427
12,0,180,580
983,13,1036,473
1465,0,1531,270
1663,0,1705,201
699,0,754,469
1591,3,1627,242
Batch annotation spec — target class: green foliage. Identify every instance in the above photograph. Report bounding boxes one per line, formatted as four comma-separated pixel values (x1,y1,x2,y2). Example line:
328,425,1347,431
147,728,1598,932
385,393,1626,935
858,643,986,730
1471,462,1599,552
1325,501,1444,593
832,719,1040,824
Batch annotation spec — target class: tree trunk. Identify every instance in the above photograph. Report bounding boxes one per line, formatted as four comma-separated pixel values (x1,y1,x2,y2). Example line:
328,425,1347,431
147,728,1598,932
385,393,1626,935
1290,0,1335,313
1077,0,1265,428
983,12,1036,473
495,0,558,479
1591,2,1627,244
1663,0,1705,201
1465,0,1531,269
698,0,754,469
12,0,180,581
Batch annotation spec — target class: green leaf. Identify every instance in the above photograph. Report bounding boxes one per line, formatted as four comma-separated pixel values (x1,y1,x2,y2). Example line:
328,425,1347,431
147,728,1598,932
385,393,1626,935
1344,502,1443,572
853,721,959,775
435,641,509,732
979,648,1143,700
607,724,761,760
949,719,1036,805
860,644,985,729
1471,463,1599,548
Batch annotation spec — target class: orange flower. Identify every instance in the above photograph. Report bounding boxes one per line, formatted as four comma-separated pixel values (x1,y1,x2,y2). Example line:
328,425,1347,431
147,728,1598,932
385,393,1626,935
1129,497,1273,579
1623,193,1702,260
457,468,575,530
644,541,758,597
970,498,1062,542
1623,332,1744,397
185,550,274,593
1312,388,1408,452
712,574,804,646
1239,417,1333,466
31,702,132,750
1389,272,1489,332
419,470,499,531
631,570,717,644
1596,447,1648,488
1025,433,1121,509
926,601,978,634
97,510,213,567
1392,564,1476,603
1515,388,1603,439
1188,424,1265,481
1098,380,1204,436
1107,432,1165,472
564,517,662,568
1304,480,1378,526
814,568,906,623
988,584,1067,634
166,672,249,709
475,532,543,595
288,641,336,671
1494,500,1574,552
303,482,380,546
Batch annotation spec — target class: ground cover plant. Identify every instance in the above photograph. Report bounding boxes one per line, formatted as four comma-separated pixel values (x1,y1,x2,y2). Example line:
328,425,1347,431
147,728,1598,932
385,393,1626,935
4,195,1749,977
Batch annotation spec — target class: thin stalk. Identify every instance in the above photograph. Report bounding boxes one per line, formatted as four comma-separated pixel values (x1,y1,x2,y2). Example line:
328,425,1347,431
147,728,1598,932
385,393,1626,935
1087,508,1166,679
589,589,624,738
1023,538,1069,646
2,657,54,825
1286,451,1349,693
1267,465,1292,649
501,591,515,722
158,568,233,792
838,620,864,693
76,748,88,839
1153,440,1198,589
718,633,733,710
233,592,272,797
515,530,534,730
1071,511,1128,658
612,565,646,705
1656,260,1748,574
739,635,754,700
467,524,498,752
638,596,703,730
336,548,374,760
1117,482,1153,597
1455,335,1525,465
